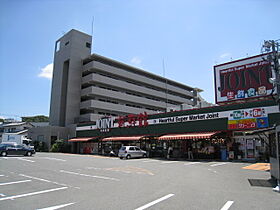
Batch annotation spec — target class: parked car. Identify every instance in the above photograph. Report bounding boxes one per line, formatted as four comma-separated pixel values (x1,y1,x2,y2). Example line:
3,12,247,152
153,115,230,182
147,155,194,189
118,146,147,159
0,143,36,157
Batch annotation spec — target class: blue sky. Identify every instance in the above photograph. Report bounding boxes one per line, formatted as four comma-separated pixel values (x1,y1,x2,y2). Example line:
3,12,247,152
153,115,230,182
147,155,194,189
0,0,279,120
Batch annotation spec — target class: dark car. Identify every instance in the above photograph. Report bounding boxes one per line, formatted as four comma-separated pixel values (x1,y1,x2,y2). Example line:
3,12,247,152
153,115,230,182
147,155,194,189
0,143,36,156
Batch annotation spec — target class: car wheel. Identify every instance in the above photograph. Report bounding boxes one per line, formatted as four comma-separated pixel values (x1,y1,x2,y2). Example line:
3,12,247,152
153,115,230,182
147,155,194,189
143,154,147,158
26,151,32,156
126,154,131,159
1,151,7,157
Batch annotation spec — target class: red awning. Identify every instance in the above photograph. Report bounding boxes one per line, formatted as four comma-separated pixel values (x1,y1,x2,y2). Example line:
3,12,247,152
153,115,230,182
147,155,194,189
68,137,95,142
158,132,219,140
102,136,144,141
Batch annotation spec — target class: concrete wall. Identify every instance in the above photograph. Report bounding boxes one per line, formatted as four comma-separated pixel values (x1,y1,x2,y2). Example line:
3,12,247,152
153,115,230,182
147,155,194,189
28,126,74,150
83,61,195,97
82,73,193,104
49,29,91,127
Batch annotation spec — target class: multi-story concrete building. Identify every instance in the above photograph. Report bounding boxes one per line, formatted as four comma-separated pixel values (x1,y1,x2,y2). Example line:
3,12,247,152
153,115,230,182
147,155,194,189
50,29,205,127
32,29,210,150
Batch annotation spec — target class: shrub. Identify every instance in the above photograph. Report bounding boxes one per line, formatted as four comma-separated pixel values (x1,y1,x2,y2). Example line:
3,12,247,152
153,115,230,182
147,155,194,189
50,139,71,153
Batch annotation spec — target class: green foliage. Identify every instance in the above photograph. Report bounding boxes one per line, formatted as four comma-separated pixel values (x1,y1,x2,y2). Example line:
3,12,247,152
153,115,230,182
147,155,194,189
22,115,49,122
50,139,71,153
33,141,48,152
0,118,4,122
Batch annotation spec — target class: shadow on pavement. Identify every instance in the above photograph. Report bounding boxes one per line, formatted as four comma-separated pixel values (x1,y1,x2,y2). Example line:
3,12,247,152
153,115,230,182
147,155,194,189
248,178,277,188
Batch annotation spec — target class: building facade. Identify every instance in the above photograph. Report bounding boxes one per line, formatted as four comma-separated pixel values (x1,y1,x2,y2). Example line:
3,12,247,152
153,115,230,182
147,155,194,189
71,52,279,164
73,99,279,162
50,29,206,127
32,29,209,149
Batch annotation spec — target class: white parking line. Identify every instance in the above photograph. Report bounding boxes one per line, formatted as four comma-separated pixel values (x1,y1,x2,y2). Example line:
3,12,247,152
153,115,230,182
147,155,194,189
0,175,5,177
0,157,35,162
16,158,35,163
60,170,120,181
142,160,160,163
0,187,68,201
184,162,200,166
0,180,32,186
127,159,146,162
86,167,102,170
220,201,234,210
208,168,218,173
19,174,80,189
42,157,66,162
37,202,75,210
161,161,179,164
135,194,175,210
19,174,52,183
210,162,227,167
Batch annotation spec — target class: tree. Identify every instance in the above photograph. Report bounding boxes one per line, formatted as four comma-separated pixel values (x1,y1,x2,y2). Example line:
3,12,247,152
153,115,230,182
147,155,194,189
22,115,49,122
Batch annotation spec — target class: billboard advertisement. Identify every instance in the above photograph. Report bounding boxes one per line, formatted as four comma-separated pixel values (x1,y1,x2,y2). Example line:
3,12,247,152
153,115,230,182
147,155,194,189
214,53,275,104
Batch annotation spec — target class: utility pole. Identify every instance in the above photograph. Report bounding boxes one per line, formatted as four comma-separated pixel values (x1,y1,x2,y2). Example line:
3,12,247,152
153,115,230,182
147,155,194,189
262,39,280,192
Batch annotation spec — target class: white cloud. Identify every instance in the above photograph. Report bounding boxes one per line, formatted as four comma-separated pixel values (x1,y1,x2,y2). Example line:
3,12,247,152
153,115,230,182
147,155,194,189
130,56,142,66
38,63,53,79
220,53,231,59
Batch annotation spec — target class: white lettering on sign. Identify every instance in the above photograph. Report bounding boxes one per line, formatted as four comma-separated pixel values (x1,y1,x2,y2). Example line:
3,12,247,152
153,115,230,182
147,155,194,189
155,113,220,124
76,105,279,131
96,118,114,132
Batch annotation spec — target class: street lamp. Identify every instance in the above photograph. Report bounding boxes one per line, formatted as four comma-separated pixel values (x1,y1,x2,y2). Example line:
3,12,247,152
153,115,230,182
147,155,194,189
262,39,280,192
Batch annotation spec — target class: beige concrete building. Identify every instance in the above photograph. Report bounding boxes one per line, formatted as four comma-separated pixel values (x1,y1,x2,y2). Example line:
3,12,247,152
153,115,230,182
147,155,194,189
32,29,210,150
50,29,205,127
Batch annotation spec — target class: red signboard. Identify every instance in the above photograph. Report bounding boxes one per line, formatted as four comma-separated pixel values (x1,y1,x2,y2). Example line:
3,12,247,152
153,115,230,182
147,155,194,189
214,54,274,104
117,112,148,128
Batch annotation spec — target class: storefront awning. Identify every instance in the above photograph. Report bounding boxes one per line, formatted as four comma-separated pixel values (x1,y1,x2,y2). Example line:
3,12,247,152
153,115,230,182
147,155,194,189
68,137,95,142
158,132,219,140
101,136,144,141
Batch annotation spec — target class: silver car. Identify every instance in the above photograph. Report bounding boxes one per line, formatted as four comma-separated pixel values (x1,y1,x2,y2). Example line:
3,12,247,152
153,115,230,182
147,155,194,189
118,146,147,159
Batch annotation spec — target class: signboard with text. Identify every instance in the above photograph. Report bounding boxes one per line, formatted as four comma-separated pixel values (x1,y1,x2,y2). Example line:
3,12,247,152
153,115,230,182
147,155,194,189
214,53,275,104
76,105,279,132
227,108,269,130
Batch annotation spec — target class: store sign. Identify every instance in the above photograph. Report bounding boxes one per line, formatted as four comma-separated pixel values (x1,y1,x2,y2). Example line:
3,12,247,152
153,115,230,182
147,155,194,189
96,117,114,132
152,112,221,125
117,112,149,128
214,54,274,104
228,108,269,130
76,105,279,132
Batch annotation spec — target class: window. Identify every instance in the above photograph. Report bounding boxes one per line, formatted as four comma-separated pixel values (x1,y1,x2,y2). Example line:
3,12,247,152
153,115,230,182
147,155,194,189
135,147,140,151
15,145,24,149
86,42,91,48
55,41,60,52
129,147,135,151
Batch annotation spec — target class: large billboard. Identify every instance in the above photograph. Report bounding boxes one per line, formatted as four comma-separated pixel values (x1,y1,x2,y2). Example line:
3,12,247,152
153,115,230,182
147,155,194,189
214,53,275,104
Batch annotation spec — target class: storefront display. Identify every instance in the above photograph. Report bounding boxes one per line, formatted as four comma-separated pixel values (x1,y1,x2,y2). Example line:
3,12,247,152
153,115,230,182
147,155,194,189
72,99,279,160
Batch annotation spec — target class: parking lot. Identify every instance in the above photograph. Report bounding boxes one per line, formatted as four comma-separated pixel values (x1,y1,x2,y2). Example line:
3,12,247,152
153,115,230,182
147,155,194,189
0,153,279,210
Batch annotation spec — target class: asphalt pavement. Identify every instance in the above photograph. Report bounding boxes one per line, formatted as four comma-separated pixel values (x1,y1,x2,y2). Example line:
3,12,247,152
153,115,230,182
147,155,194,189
0,152,279,210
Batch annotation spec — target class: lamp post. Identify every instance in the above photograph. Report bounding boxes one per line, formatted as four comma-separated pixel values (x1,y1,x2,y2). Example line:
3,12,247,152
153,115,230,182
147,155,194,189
262,40,280,192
